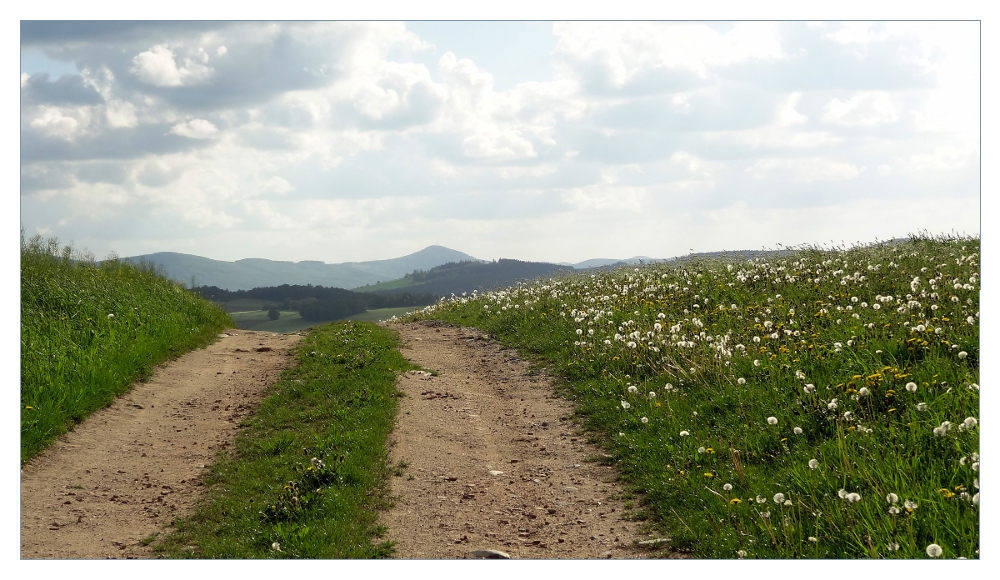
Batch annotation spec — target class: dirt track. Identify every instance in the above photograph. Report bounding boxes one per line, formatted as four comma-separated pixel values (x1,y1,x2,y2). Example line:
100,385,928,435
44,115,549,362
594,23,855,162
382,320,646,559
21,322,653,559
19,330,302,559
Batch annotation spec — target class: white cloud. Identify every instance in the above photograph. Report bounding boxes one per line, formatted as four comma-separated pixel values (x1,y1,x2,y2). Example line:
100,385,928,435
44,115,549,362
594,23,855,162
822,92,901,127
745,158,862,183
130,44,213,87
552,21,784,88
29,106,91,140
169,119,219,139
105,99,138,129
877,145,979,176
217,46,228,56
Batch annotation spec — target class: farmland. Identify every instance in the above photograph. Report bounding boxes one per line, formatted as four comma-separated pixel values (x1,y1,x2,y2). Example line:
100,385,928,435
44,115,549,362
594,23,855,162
398,234,980,559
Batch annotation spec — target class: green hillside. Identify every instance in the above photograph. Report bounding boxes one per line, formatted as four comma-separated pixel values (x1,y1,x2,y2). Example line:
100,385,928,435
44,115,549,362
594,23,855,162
355,259,573,297
20,232,233,462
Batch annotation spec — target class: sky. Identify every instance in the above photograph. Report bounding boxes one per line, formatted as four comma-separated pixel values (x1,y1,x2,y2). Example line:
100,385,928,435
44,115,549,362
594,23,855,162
18,18,982,264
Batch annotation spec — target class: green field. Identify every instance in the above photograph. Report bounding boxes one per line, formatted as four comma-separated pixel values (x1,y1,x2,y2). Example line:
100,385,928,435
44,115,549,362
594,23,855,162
156,321,418,558
20,232,233,463
344,306,421,322
404,234,979,559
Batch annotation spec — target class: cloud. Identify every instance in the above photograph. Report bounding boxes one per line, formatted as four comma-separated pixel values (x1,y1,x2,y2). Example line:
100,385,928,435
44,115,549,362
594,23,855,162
130,44,213,87
168,119,219,139
20,73,104,105
29,105,92,140
745,157,862,183
822,92,901,127
552,21,784,95
105,99,138,128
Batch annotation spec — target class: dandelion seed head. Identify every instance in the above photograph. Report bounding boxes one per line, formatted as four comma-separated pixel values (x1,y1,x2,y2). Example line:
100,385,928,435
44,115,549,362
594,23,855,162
906,382,918,392
641,416,649,424
808,459,818,470
767,416,778,425
926,544,943,558
886,493,899,504
723,483,733,491
793,427,803,435
679,430,689,437
773,493,785,504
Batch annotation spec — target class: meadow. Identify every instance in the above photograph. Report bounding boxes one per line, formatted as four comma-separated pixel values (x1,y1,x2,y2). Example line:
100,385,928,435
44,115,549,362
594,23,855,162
20,233,233,462
397,234,980,559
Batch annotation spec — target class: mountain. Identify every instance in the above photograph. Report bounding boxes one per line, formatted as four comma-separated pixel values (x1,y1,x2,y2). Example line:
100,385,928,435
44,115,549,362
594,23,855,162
562,256,670,269
120,245,481,291
358,259,574,297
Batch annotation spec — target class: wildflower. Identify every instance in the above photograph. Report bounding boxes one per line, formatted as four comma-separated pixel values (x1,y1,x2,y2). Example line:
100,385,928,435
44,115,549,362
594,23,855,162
753,359,761,367
641,417,649,424
756,495,766,504
808,537,818,543
723,483,733,492
761,511,770,519
972,493,979,505
795,370,806,380
737,378,746,385
627,385,638,394
730,498,742,505
803,384,815,393
846,493,861,503
916,402,928,411
858,387,869,396
843,411,853,421
888,506,900,515
272,542,282,552
784,500,792,507
648,391,656,399
958,351,968,359
107,313,114,319
773,493,786,504
886,493,899,504
793,427,803,435
679,430,689,437
737,550,747,558
620,401,631,410
827,399,838,410
838,489,848,499
698,446,706,454
926,544,943,558
767,416,778,425
904,500,918,511
932,421,952,437
962,417,977,429
704,473,714,478
808,459,819,470
905,382,917,392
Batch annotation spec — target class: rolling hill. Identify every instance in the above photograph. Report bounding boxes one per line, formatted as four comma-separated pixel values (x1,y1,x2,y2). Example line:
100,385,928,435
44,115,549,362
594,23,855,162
120,245,481,291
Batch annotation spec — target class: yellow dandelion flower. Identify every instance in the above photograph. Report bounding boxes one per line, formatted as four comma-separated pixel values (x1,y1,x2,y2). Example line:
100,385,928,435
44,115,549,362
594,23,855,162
730,498,742,505
705,473,714,478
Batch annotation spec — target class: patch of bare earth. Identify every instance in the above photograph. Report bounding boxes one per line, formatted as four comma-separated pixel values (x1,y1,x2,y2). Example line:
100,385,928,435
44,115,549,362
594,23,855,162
20,330,303,559
382,320,666,560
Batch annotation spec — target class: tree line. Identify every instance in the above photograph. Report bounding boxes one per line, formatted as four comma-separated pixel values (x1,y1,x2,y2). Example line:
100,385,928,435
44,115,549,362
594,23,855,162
193,284,437,322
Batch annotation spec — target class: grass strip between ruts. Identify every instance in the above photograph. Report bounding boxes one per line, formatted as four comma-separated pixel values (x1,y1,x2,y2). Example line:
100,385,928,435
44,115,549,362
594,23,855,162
156,321,418,558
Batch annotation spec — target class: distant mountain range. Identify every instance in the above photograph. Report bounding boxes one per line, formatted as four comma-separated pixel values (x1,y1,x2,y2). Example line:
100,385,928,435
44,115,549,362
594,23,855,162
121,245,481,291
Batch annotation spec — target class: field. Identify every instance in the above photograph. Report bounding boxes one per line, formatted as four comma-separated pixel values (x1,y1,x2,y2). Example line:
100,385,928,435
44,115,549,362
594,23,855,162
345,306,421,322
20,233,233,462
399,235,980,559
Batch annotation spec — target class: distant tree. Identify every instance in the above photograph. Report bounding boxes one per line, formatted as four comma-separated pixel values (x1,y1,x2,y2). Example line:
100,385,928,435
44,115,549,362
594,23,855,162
267,308,280,321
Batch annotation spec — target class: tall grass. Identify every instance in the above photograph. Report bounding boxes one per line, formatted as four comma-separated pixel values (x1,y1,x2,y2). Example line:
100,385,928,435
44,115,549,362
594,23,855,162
20,232,233,463
399,234,979,559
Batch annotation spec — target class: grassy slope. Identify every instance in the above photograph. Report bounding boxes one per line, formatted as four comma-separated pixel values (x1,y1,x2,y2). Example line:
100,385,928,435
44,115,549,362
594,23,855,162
352,278,414,293
156,321,418,558
20,235,234,463
409,236,980,559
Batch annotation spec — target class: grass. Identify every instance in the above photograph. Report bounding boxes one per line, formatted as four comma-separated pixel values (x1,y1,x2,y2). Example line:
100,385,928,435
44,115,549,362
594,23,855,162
398,233,980,559
20,232,234,463
154,320,420,559
228,309,316,333
352,278,414,293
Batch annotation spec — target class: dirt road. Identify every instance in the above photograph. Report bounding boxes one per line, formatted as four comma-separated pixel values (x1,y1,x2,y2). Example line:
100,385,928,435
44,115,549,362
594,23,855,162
21,321,654,559
19,330,303,559
382,320,646,559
